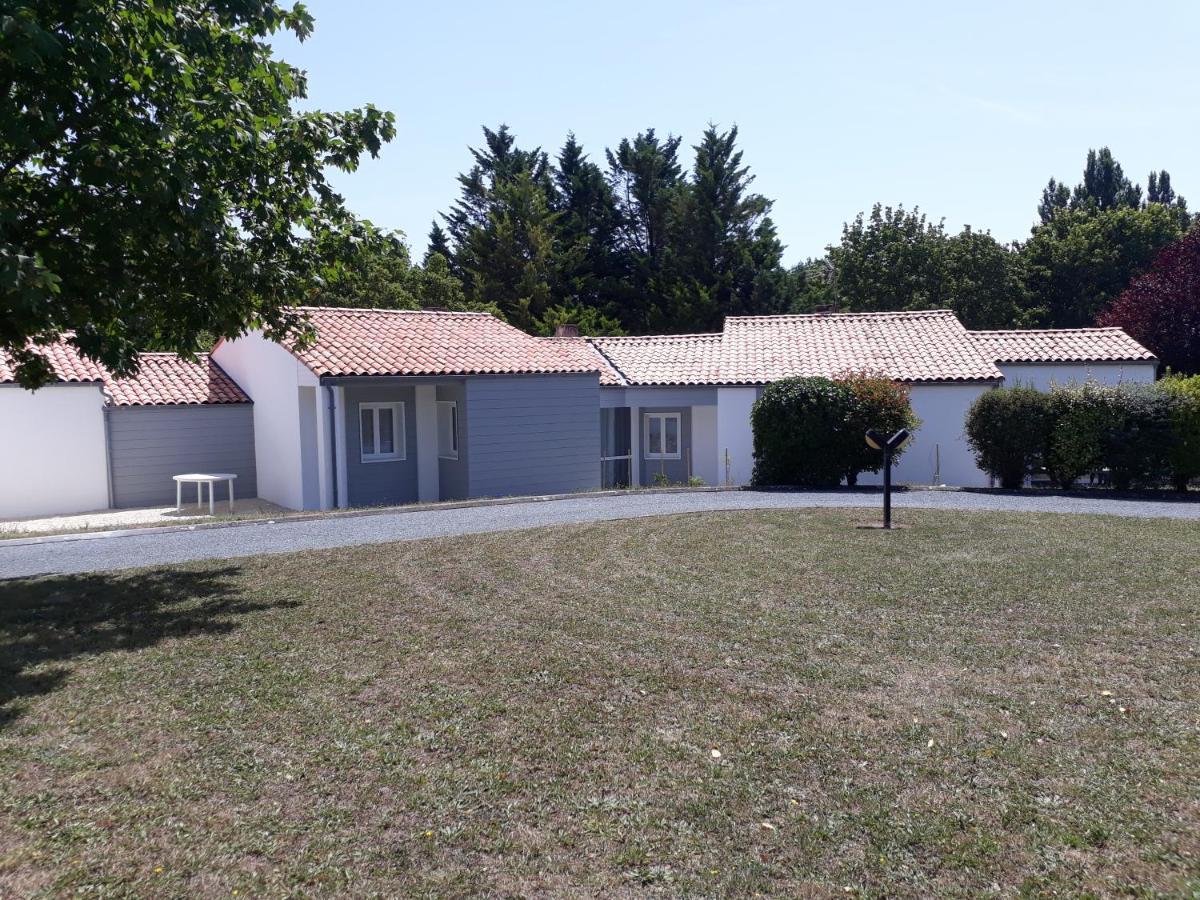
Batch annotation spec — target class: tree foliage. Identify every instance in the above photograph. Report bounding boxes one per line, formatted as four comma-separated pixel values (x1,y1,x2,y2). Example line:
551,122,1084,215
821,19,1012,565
1,1,395,387
965,387,1054,488
432,124,789,336
1097,227,1200,374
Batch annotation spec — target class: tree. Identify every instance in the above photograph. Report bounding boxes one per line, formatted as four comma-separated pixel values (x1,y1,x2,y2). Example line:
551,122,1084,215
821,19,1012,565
1037,148,1191,228
1020,205,1184,327
605,129,686,330
307,231,485,314
550,134,622,317
1038,178,1071,224
672,125,788,330
1,2,394,387
823,206,1028,327
1097,227,1200,374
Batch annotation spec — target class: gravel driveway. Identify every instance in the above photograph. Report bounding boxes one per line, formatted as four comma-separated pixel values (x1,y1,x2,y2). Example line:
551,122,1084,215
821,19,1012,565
2,489,1197,580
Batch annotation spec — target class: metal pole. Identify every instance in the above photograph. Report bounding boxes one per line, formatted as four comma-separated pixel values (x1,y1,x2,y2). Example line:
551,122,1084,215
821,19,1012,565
883,448,892,529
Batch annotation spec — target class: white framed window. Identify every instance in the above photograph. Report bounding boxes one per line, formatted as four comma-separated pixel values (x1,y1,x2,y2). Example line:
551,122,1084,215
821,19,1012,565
643,412,681,460
437,400,459,460
359,402,405,462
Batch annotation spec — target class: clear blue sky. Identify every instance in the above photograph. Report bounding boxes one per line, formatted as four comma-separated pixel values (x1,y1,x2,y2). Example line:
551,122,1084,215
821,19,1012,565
275,0,1200,265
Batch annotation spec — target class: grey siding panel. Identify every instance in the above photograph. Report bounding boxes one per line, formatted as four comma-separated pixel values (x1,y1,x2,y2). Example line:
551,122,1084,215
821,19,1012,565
466,374,600,498
343,383,418,507
436,381,469,501
108,405,257,507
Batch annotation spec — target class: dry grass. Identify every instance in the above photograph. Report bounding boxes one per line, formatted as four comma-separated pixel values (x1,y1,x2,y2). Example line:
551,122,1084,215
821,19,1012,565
1,508,1198,897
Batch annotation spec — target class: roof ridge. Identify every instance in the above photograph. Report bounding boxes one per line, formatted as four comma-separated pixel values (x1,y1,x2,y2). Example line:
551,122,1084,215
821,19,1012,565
971,327,1126,335
726,309,956,323
295,305,491,316
593,332,722,342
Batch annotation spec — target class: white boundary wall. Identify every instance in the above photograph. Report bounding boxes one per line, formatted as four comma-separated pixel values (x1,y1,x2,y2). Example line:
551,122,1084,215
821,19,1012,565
0,384,110,518
998,361,1156,391
212,332,320,510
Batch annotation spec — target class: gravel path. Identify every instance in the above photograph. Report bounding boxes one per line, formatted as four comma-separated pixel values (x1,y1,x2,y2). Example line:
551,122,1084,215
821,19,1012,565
2,489,1197,580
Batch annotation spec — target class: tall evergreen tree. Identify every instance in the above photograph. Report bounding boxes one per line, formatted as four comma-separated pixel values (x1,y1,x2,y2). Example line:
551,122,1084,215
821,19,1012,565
1038,178,1071,223
605,130,686,329
551,134,621,313
674,125,788,330
1072,147,1142,211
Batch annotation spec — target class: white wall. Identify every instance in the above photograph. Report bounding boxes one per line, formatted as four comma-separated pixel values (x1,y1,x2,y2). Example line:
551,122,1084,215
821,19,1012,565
691,404,719,486
889,383,991,487
0,384,110,519
212,332,319,510
999,362,1156,391
716,386,759,485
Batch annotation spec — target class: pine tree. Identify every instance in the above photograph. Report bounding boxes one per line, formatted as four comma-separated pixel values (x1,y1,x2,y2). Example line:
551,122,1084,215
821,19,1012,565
551,134,621,314
1038,178,1071,223
675,125,787,330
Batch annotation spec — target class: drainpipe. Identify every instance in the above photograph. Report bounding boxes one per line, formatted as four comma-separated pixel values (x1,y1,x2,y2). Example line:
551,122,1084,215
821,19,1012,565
102,404,115,509
325,384,339,509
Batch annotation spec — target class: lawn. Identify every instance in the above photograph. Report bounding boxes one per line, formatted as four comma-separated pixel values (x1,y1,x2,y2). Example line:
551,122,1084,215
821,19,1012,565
1,508,1198,897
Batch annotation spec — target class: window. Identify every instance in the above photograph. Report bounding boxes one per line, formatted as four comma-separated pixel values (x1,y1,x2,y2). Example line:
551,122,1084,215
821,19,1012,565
644,412,681,459
437,400,459,459
360,402,405,462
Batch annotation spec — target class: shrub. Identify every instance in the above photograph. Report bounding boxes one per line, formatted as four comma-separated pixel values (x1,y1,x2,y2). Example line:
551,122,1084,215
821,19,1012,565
965,387,1053,488
1047,383,1176,489
750,375,918,486
1159,373,1200,490
751,377,854,486
839,372,920,485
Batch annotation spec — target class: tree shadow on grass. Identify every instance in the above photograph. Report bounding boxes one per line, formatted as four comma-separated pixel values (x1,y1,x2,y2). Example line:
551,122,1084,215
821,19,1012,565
0,566,300,730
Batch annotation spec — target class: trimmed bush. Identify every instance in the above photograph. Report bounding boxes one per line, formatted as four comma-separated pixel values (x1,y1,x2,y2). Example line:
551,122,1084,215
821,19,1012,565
1159,373,1200,491
751,375,917,487
965,387,1053,488
1047,383,1176,490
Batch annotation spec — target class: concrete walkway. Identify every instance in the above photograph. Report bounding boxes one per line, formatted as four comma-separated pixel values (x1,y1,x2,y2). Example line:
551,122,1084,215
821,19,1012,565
2,489,1197,580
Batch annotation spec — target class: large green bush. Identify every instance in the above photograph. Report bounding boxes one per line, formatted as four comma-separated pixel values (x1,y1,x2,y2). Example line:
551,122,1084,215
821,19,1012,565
965,387,1053,488
1047,383,1175,490
751,375,917,486
1159,374,1200,491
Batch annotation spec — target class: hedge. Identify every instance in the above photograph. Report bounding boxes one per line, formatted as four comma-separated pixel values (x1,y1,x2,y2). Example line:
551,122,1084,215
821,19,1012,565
966,378,1200,491
750,374,918,487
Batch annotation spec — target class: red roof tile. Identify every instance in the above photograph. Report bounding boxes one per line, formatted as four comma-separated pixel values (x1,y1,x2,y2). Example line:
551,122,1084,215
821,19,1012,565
292,307,598,378
0,341,106,385
539,337,626,386
971,328,1157,364
590,334,723,386
718,310,1003,384
104,354,249,406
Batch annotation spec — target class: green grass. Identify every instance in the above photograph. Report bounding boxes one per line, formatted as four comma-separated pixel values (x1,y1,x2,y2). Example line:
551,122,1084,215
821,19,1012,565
1,508,1198,897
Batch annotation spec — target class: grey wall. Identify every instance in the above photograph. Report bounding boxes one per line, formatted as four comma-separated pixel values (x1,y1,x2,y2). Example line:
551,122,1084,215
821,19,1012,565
342,382,418,507
107,404,257,508
638,406,693,486
466,374,600,498
436,381,469,501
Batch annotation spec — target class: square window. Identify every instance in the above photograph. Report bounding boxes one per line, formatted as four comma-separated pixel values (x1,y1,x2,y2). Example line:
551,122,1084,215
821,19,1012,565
360,402,405,462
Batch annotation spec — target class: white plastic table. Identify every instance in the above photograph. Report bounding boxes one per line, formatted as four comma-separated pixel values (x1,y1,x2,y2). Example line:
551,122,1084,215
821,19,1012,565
174,473,237,515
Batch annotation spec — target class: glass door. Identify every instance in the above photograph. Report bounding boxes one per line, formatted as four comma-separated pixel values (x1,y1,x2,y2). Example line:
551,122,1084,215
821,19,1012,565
600,407,632,488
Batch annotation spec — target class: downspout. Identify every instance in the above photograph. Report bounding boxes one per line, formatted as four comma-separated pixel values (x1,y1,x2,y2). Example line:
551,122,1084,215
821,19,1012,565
325,384,339,509
102,403,115,509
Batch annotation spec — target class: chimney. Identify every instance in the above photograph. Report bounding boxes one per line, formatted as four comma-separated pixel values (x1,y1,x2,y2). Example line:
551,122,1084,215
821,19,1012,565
554,323,580,338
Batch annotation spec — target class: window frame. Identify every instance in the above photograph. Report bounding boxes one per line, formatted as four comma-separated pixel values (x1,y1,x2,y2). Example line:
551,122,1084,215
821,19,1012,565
643,412,682,460
437,399,459,460
359,401,406,463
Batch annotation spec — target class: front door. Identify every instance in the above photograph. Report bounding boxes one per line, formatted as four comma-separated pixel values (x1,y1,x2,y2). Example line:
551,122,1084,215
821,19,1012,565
600,407,631,488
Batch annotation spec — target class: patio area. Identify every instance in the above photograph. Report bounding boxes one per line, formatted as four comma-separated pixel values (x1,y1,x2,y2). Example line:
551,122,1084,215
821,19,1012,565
0,498,287,536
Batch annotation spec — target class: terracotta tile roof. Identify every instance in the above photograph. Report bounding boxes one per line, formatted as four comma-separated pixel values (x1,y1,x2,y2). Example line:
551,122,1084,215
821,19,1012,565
718,310,1003,384
0,340,106,385
292,307,598,378
539,337,626,386
971,328,1157,364
104,354,250,406
590,334,724,386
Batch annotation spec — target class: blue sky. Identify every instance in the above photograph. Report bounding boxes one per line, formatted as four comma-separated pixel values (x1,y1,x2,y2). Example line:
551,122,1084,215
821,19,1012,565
275,0,1200,264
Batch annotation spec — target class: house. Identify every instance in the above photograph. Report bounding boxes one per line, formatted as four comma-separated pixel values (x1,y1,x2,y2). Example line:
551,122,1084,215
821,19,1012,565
0,347,254,519
210,307,602,510
1,306,1158,520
